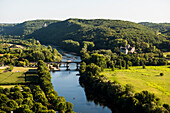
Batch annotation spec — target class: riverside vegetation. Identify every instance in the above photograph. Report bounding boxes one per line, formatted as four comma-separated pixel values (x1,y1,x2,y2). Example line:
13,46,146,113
0,60,74,113
79,45,170,113
0,39,74,113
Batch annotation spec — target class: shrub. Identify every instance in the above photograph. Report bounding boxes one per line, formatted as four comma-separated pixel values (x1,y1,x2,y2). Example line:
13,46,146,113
160,73,164,76
112,66,115,71
8,66,13,71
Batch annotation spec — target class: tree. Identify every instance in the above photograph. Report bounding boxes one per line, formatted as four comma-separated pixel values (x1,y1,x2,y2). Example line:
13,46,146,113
48,45,53,51
7,100,18,110
22,98,34,109
86,63,101,76
17,61,26,67
126,64,129,69
122,60,126,67
0,94,10,104
66,102,73,112
79,62,86,75
24,59,29,66
90,53,106,70
13,91,23,99
32,51,45,61
112,66,115,71
119,59,122,69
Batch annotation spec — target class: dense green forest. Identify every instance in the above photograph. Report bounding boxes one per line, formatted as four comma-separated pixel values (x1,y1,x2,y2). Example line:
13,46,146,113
139,22,170,36
0,20,59,36
26,19,170,52
0,19,169,53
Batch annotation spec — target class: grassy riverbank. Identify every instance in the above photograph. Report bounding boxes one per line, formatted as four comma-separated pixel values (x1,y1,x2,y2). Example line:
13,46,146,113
100,65,170,104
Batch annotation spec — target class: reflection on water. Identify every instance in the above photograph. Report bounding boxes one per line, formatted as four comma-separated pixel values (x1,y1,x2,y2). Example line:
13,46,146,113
51,62,112,113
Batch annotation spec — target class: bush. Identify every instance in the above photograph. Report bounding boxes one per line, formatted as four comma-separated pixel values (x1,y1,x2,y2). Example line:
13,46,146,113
160,73,164,76
8,66,13,71
112,66,115,71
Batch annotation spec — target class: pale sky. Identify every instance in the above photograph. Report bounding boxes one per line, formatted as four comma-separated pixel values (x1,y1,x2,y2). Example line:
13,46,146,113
0,0,170,23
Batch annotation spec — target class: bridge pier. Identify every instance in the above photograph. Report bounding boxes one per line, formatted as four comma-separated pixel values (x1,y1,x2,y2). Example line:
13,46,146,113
66,63,70,71
56,63,60,69
76,63,79,70
47,64,50,68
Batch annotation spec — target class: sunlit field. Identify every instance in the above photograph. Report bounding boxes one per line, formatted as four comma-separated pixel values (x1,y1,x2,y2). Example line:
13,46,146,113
12,67,36,72
101,65,170,104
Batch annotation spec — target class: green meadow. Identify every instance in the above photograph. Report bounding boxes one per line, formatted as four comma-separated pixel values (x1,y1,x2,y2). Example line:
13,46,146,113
0,72,39,84
101,65,170,104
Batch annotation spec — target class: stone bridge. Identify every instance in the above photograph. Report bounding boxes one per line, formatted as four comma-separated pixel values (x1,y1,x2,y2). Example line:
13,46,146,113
30,61,81,71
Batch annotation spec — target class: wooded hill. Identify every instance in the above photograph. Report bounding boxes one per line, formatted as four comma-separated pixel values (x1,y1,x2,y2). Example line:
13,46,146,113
0,20,59,36
1,19,170,52
139,22,170,36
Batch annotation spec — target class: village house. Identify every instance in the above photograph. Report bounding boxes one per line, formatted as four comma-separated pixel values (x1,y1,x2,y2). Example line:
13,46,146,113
120,44,135,54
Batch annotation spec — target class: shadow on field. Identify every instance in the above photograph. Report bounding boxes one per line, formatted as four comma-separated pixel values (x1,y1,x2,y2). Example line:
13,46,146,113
155,75,161,77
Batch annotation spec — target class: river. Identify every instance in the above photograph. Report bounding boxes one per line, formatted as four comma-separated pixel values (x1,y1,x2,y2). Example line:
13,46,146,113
51,53,112,113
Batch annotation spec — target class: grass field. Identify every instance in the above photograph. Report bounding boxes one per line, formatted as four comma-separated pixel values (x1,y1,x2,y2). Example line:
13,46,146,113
101,65,170,104
0,72,25,83
12,67,37,72
0,72,39,84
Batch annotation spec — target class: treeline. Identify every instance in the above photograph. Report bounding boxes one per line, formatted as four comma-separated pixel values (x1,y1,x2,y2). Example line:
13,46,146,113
0,85,56,113
80,48,168,72
27,18,170,52
37,60,74,113
79,49,170,113
0,38,62,66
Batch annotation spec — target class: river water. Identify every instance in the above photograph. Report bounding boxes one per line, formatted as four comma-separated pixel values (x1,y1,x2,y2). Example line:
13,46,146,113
51,53,112,113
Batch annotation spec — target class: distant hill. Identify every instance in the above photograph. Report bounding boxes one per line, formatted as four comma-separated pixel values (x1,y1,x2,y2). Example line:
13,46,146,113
0,20,59,36
0,19,169,52
0,24,16,33
139,22,170,36
27,19,169,52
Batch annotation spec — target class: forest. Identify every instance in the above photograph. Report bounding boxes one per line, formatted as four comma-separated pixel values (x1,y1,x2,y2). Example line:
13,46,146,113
0,20,59,36
26,19,170,53
0,19,169,53
139,22,170,36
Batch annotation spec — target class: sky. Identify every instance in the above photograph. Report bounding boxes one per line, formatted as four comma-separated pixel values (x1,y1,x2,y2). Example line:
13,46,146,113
0,0,170,23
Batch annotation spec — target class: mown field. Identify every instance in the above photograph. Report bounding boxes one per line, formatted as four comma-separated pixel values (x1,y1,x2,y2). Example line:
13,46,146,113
0,67,39,85
101,65,170,104
12,67,36,72
0,72,25,83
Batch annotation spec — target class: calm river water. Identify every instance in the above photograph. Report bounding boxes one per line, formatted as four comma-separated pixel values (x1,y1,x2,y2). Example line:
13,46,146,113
51,53,112,113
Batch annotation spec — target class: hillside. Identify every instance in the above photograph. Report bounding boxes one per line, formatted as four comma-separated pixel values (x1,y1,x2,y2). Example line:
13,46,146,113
0,19,169,52
27,19,169,52
0,20,59,36
139,22,170,36
0,24,16,33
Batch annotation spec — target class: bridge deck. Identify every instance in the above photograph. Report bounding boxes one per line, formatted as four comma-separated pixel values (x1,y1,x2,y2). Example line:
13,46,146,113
30,61,81,64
